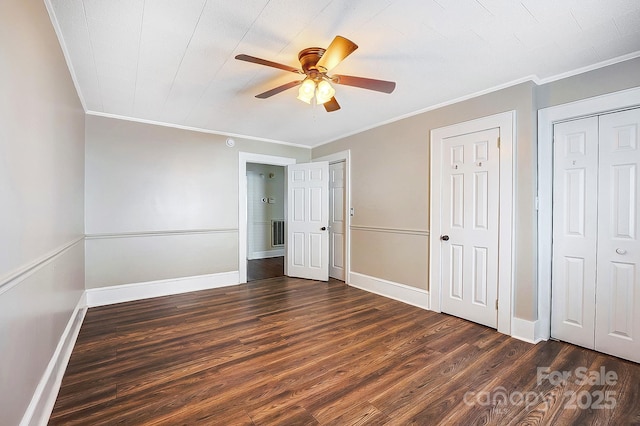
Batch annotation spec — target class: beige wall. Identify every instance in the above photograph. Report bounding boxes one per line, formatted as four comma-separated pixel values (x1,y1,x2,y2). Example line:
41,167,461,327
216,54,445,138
84,115,309,288
314,82,537,317
313,58,640,322
536,57,640,109
0,0,85,424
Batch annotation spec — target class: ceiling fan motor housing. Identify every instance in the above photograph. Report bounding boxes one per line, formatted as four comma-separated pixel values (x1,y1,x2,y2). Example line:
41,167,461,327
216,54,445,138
298,47,326,78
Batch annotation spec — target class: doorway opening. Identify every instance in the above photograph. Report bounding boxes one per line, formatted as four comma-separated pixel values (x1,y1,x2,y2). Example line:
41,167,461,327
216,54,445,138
238,153,296,283
246,163,285,281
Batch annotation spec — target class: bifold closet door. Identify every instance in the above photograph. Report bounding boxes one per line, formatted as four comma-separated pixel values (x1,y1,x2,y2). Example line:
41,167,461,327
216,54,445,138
551,116,599,349
552,108,640,363
595,108,640,363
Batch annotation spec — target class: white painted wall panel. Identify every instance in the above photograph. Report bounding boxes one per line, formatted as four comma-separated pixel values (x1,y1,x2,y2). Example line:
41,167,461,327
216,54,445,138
0,243,84,423
85,118,238,233
0,1,85,424
85,232,237,289
85,115,309,289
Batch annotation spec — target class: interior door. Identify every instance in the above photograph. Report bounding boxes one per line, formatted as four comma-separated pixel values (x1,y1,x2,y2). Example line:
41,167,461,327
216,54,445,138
286,161,329,281
595,108,640,362
329,161,346,280
551,117,599,348
440,128,500,328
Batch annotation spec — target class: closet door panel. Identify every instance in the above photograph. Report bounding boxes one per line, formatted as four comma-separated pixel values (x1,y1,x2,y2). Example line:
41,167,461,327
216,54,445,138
595,108,640,363
551,117,599,348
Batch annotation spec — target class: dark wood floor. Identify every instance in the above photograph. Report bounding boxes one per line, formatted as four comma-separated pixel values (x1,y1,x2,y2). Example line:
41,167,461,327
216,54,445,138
50,277,640,425
247,257,284,281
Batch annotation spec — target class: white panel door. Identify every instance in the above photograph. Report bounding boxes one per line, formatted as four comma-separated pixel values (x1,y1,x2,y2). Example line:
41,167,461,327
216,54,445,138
551,117,599,348
595,108,640,362
287,161,329,281
440,128,500,328
329,161,345,280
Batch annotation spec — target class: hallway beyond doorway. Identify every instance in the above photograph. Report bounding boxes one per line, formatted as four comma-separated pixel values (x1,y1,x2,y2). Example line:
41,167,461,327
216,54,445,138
247,256,284,281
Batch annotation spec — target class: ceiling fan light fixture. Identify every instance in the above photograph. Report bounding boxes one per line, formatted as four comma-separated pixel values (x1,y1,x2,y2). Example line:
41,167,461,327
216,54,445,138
315,80,335,104
236,35,396,113
297,78,316,104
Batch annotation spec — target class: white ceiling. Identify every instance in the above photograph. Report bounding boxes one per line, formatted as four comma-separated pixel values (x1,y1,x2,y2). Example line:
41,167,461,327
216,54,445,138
48,0,640,147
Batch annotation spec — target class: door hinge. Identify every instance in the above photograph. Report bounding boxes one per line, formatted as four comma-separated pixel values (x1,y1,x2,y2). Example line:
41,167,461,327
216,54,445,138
495,299,499,310
497,137,500,149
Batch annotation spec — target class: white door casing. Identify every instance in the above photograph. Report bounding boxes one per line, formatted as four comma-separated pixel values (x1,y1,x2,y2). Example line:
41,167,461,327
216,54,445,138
314,150,351,284
287,161,330,281
551,117,599,348
238,153,296,284
440,128,500,328
549,109,640,363
329,161,346,280
430,111,515,335
538,87,640,344
595,108,640,362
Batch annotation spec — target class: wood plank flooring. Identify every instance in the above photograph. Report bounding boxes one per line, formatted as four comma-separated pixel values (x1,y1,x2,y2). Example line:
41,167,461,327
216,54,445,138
247,257,283,281
50,277,640,425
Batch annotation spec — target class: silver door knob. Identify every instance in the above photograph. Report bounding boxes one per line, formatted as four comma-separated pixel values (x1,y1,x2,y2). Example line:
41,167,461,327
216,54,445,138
616,248,627,255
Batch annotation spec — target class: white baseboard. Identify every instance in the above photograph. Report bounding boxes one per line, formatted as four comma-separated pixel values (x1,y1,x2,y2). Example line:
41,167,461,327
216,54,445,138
247,249,284,260
511,316,546,344
349,272,429,310
85,271,240,307
21,294,87,426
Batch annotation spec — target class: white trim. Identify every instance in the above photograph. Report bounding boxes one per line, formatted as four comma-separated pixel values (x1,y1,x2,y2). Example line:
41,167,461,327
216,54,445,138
537,86,640,342
20,294,87,426
511,317,544,345
312,77,533,148
43,0,88,112
85,271,239,307
313,150,352,283
87,111,311,149
350,225,429,236
349,272,429,310
536,50,640,85
0,237,84,296
85,228,237,239
429,111,515,336
248,249,284,260
311,51,640,149
239,152,297,283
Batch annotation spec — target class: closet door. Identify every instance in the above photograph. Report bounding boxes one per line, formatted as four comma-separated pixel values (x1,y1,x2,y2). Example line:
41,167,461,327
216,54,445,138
551,117,599,348
595,108,640,363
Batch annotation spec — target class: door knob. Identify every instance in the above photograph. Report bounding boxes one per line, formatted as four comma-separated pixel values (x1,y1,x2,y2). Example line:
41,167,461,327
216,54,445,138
321,227,327,231
441,235,449,241
616,248,627,255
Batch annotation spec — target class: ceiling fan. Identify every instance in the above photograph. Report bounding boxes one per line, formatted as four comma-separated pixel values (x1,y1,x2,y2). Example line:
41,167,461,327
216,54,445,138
235,35,396,112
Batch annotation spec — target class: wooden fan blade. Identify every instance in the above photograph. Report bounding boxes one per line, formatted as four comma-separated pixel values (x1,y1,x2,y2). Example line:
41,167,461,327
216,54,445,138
235,54,302,74
316,36,358,72
332,74,396,93
255,80,303,99
323,96,340,112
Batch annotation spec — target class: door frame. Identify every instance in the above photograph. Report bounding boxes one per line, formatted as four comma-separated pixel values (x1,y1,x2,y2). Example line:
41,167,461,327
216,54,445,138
313,150,351,283
238,152,296,283
537,86,640,342
430,111,515,335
